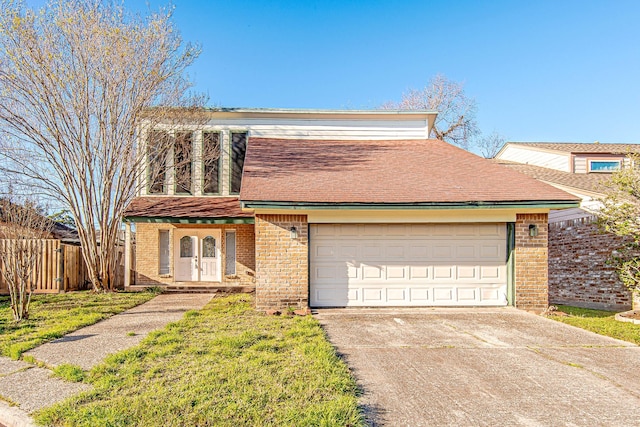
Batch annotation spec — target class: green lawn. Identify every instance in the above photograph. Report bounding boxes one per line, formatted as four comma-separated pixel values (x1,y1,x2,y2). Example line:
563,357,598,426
35,294,364,427
0,291,157,359
549,305,640,345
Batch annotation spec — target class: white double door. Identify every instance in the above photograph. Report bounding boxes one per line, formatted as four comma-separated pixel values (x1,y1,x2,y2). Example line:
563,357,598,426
174,230,221,282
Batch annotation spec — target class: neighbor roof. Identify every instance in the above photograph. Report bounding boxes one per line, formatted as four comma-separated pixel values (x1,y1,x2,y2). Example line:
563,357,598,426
503,142,640,154
240,138,580,206
124,197,252,219
492,159,609,195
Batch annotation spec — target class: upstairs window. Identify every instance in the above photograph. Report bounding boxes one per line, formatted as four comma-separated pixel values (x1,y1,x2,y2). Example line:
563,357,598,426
174,132,193,194
203,132,221,194
589,160,621,173
147,131,170,194
230,132,247,194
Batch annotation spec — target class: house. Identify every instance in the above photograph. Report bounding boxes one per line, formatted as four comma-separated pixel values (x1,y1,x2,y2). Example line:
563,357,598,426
494,142,640,310
123,109,579,312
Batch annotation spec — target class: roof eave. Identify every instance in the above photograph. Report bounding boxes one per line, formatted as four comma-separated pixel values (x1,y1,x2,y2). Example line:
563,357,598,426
124,216,255,224
240,200,581,210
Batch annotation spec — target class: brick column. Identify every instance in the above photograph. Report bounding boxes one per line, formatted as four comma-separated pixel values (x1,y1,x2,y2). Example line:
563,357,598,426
515,213,549,312
254,214,308,310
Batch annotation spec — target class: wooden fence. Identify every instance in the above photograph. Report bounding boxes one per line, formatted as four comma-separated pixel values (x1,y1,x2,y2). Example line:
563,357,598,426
0,239,90,294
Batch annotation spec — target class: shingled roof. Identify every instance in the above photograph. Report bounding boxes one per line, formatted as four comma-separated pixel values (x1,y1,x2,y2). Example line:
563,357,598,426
124,197,251,219
504,142,640,154
492,159,610,195
240,138,580,205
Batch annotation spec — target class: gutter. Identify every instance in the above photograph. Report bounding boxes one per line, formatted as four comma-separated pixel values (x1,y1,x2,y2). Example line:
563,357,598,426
240,200,581,210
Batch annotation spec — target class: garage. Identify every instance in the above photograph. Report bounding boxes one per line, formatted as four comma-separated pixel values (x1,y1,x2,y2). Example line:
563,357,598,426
310,223,509,307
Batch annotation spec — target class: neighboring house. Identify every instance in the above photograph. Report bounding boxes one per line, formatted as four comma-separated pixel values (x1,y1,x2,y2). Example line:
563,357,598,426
494,142,640,310
123,109,579,312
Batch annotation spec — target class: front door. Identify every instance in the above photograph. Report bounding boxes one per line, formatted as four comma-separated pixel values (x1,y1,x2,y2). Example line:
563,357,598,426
176,235,198,281
174,231,221,282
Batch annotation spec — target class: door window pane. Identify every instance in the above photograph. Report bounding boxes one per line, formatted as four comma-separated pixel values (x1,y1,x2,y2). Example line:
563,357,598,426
225,231,236,275
203,236,216,258
180,236,193,258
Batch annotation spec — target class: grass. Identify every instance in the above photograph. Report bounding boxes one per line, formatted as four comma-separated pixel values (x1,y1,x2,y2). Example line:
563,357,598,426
549,305,640,345
0,290,158,359
35,294,364,427
52,363,85,382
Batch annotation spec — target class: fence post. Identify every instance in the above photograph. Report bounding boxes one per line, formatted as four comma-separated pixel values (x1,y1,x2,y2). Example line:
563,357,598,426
56,243,65,293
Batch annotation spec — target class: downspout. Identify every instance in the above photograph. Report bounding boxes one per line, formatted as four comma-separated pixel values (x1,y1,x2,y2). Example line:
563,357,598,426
506,223,515,306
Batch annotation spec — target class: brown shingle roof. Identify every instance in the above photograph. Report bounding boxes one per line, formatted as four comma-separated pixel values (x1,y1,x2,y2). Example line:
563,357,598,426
124,197,252,219
506,142,640,154
491,160,609,195
240,138,579,204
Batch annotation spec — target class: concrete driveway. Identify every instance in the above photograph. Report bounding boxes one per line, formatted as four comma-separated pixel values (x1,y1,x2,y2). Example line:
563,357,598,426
314,308,640,427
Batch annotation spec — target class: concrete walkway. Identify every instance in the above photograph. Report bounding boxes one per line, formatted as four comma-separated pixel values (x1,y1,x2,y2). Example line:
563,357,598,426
0,293,214,427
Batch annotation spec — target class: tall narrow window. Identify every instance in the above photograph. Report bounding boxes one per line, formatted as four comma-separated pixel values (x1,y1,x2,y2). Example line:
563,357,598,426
230,132,247,194
175,132,193,194
159,230,170,274
203,132,221,194
147,131,170,194
225,230,236,275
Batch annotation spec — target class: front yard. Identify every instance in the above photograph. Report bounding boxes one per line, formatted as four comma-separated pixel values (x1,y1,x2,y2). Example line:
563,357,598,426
548,305,640,345
35,294,364,426
0,291,158,359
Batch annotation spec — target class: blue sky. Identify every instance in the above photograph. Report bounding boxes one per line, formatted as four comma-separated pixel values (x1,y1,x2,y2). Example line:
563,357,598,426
31,1,640,144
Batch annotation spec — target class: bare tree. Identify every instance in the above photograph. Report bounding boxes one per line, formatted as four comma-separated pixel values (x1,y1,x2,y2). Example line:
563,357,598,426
476,131,507,159
381,74,479,149
0,197,52,321
0,0,210,291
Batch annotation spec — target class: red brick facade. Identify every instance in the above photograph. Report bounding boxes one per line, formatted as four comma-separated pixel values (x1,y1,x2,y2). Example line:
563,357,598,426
515,213,549,312
548,218,634,310
133,222,255,288
254,214,308,310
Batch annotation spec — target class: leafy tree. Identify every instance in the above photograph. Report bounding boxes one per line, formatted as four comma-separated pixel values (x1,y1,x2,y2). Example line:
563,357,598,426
0,0,207,291
598,157,640,298
381,74,479,149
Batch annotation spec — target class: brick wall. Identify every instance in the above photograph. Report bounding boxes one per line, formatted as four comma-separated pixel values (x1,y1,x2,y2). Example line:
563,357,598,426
515,213,549,312
133,222,255,287
254,214,308,310
548,218,633,310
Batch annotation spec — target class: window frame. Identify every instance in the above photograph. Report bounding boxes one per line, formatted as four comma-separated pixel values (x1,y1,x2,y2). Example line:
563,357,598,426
588,159,621,173
201,131,223,195
229,131,248,195
225,230,237,276
174,131,194,195
158,230,170,275
147,130,171,195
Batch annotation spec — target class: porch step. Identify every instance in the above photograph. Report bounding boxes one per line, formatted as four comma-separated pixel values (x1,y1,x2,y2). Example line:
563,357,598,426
163,286,255,294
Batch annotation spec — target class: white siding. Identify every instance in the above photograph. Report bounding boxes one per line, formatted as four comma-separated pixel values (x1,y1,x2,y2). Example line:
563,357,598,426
197,118,430,140
498,146,570,172
574,156,587,173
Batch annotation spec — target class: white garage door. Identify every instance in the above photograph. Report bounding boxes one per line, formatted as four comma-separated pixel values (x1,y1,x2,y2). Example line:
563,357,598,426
310,223,508,307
